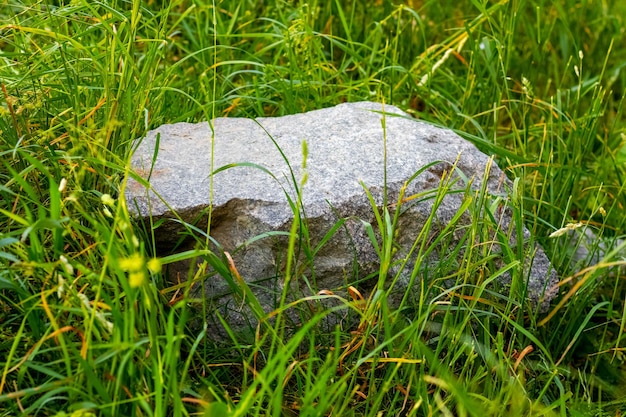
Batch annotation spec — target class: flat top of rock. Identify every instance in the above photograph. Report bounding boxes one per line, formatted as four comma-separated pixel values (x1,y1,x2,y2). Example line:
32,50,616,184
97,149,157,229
126,102,499,226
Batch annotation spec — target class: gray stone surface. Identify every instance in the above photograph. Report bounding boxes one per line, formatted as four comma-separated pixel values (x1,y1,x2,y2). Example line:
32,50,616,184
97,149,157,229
126,102,559,334
562,227,625,273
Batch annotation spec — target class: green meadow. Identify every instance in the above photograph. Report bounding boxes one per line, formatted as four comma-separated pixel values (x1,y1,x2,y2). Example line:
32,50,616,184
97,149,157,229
1,0,626,415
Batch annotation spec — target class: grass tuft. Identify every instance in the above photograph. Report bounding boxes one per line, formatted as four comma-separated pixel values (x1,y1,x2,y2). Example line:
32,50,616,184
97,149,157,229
1,0,626,415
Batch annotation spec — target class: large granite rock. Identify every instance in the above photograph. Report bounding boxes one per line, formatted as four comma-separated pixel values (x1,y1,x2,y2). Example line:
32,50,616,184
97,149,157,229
126,102,559,334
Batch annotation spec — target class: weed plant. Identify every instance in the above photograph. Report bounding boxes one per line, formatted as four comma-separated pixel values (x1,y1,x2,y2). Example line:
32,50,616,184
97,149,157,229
1,0,626,415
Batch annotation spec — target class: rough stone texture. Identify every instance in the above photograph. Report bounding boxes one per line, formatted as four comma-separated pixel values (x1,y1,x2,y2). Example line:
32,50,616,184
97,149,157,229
126,102,559,334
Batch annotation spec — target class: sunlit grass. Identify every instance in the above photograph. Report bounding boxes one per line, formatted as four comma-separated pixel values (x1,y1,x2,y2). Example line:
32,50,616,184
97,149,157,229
1,0,626,415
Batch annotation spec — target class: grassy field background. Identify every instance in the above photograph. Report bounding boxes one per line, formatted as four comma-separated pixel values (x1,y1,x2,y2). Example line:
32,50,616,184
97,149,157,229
1,0,626,415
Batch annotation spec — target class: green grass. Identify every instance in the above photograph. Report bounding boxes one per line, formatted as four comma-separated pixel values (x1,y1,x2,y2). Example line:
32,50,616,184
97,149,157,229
1,0,626,415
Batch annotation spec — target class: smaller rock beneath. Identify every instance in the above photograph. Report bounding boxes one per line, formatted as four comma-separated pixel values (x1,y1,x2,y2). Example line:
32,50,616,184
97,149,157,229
561,227,625,274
